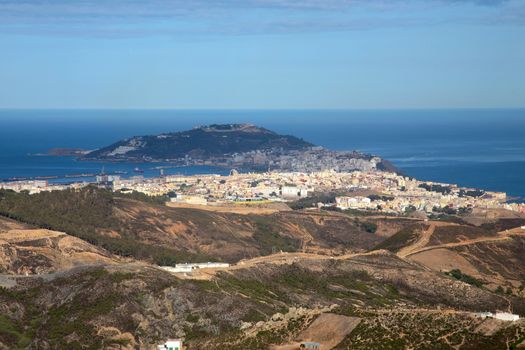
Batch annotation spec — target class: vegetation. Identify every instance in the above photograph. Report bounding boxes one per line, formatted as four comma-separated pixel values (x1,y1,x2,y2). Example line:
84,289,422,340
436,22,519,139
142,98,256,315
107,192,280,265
0,315,31,350
216,264,403,308
458,189,485,198
0,266,183,349
445,269,484,288
360,222,378,233
342,208,399,217
372,225,419,252
334,311,525,350
85,124,313,160
0,187,211,264
253,218,298,254
199,316,309,350
431,205,472,216
288,193,336,210
419,183,452,194
114,190,169,205
368,194,394,201
433,205,458,215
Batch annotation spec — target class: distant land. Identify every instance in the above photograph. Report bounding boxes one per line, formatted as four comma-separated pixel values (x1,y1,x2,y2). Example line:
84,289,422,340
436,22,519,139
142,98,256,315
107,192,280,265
83,124,313,159
81,123,397,173
36,148,90,157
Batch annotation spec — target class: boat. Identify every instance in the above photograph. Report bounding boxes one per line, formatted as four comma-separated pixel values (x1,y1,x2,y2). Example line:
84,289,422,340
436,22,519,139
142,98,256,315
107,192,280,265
134,167,145,173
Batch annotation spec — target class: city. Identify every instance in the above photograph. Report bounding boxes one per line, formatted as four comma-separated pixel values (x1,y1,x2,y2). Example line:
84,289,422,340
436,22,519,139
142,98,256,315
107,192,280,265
2,168,523,216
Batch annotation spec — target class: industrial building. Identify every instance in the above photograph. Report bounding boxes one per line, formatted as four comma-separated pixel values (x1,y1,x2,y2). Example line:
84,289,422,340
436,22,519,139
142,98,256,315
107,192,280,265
160,262,230,274
478,312,520,321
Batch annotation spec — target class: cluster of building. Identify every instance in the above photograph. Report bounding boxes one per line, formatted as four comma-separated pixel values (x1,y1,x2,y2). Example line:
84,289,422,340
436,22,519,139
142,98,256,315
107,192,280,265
103,144,385,174
111,170,312,203
332,171,513,214
217,147,383,173
2,168,525,216
0,179,85,194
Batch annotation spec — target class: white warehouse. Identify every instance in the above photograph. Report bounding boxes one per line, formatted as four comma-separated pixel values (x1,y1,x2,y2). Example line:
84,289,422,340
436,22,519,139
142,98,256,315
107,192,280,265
160,262,230,274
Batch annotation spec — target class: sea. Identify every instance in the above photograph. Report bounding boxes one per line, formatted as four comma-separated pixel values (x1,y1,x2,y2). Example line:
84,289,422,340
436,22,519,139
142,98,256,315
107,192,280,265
0,109,524,201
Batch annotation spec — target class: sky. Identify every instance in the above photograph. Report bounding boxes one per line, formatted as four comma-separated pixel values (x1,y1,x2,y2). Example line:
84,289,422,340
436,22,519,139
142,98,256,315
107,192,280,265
0,0,524,109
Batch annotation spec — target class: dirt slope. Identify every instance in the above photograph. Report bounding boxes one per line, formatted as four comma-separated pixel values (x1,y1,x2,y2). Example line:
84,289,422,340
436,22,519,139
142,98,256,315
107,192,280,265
0,221,115,274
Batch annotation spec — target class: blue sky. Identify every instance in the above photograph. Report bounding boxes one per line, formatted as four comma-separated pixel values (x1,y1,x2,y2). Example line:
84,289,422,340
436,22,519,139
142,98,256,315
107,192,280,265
0,0,523,109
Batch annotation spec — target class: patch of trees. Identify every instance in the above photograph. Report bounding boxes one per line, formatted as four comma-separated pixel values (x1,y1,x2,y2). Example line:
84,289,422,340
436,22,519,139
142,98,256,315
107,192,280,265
288,193,336,210
368,194,394,202
458,189,484,198
445,269,484,288
481,218,525,232
418,183,451,194
114,190,169,205
360,222,378,233
432,206,473,216
404,205,417,214
433,206,457,215
321,206,342,212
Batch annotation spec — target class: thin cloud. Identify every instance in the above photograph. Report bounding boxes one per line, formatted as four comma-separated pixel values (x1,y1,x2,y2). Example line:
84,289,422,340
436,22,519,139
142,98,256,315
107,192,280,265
0,0,521,37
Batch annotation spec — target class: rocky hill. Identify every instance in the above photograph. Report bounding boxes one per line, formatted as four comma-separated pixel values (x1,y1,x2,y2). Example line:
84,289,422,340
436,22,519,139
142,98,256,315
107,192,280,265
83,124,313,161
0,187,401,264
3,189,525,349
81,123,396,173
0,217,115,275
2,251,525,349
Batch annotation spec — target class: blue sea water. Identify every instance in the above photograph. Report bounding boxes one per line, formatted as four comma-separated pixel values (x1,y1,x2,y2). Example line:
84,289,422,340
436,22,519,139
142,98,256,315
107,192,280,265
0,109,524,200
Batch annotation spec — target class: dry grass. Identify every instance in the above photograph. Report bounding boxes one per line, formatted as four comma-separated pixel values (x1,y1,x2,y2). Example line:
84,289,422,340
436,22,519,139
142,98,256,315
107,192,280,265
166,202,286,215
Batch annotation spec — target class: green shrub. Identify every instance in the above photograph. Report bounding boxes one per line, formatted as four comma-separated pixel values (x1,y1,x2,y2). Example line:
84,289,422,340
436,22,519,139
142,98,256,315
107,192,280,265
445,269,484,288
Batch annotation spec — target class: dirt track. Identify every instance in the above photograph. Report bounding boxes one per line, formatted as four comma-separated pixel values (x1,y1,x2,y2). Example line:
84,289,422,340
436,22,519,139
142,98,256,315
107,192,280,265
161,249,389,280
402,228,525,258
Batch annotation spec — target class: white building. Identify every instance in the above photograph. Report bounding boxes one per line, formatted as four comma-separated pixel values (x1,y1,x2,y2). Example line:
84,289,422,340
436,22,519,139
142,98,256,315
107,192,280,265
336,196,373,210
160,262,230,274
160,266,194,273
494,312,520,321
170,194,208,205
479,312,520,321
157,339,182,350
280,185,308,199
192,262,230,269
96,175,120,183
300,342,320,350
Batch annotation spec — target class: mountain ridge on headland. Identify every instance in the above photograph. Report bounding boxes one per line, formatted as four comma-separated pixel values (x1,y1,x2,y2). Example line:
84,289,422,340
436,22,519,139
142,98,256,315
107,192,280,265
83,123,313,160
82,123,397,173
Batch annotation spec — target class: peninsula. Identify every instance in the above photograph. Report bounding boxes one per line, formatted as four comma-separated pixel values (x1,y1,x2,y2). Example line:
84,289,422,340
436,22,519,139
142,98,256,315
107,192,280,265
82,123,397,173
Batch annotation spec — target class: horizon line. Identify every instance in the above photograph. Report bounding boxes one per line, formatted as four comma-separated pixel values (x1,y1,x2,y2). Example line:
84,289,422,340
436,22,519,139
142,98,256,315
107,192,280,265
1,107,524,112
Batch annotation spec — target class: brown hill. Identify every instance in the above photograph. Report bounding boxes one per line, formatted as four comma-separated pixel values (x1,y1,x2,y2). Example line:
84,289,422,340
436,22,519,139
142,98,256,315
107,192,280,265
0,217,115,275
0,188,406,264
3,189,525,349
3,250,525,350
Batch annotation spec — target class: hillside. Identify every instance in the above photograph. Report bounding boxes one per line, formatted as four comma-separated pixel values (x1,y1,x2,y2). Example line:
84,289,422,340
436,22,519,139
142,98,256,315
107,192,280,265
0,217,115,275
0,188,402,264
3,189,525,348
83,124,313,161
2,252,525,349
